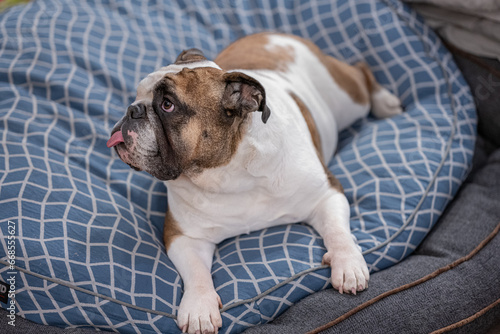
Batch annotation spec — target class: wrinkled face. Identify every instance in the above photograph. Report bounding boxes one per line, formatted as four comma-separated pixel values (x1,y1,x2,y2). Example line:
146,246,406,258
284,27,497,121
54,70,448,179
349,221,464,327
107,49,271,181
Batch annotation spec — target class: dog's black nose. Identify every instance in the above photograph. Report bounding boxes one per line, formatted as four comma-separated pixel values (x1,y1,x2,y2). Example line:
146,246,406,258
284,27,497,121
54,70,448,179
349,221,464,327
128,104,146,119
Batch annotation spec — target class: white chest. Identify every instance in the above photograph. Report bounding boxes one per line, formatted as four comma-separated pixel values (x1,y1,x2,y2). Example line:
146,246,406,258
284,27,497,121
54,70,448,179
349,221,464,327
166,120,329,243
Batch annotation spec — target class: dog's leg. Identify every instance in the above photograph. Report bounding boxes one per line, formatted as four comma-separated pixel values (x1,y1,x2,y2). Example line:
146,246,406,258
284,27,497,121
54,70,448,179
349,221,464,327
370,87,403,118
168,236,222,334
309,190,369,294
355,62,403,118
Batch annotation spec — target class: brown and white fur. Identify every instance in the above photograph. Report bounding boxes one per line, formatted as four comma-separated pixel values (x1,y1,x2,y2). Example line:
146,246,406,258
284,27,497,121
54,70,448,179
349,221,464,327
107,33,402,334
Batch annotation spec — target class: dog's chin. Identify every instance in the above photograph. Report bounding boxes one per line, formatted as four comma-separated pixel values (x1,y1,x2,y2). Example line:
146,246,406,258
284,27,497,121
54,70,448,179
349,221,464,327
149,168,182,181
114,145,136,168
120,150,181,181
128,164,142,172
112,130,181,180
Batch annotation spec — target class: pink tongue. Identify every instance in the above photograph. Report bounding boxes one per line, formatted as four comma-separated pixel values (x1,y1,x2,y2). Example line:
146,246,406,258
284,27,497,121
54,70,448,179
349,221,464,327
107,130,124,148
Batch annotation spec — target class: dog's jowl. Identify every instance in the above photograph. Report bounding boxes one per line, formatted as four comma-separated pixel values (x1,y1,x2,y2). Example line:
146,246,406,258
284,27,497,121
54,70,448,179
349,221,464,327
108,33,402,334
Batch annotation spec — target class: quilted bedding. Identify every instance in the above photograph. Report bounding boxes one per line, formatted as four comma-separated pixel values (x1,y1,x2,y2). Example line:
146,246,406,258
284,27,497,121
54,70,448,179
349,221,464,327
0,0,476,333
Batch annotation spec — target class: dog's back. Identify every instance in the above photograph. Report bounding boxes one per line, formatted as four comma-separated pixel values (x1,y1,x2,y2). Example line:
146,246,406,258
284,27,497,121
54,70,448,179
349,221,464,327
216,32,373,161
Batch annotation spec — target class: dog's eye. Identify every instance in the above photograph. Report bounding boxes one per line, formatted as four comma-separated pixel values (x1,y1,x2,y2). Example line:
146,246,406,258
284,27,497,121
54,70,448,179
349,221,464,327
161,99,174,113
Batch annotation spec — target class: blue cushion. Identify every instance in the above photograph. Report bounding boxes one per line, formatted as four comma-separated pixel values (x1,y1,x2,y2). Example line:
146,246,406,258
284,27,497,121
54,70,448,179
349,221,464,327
0,0,476,333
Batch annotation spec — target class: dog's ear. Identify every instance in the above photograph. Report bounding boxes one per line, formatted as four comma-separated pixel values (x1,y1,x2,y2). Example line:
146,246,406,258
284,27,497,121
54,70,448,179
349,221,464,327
175,48,207,64
222,72,271,124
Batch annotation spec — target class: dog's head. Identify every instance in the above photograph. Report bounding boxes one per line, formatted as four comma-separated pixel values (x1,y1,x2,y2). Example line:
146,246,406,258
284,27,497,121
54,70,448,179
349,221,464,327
107,49,271,181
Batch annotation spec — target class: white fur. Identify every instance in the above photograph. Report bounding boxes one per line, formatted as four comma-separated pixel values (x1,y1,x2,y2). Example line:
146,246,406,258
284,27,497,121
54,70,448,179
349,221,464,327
371,87,403,118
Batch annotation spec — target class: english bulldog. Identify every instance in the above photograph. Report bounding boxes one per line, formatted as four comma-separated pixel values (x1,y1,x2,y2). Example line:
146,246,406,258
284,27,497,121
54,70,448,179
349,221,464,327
107,32,402,334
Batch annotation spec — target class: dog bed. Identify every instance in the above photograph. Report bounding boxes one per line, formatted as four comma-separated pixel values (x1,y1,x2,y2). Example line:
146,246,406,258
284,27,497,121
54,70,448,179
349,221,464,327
0,0,476,333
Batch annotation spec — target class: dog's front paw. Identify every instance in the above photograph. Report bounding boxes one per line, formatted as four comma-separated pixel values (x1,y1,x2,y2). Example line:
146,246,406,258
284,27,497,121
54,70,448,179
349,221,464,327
322,246,370,295
176,289,223,334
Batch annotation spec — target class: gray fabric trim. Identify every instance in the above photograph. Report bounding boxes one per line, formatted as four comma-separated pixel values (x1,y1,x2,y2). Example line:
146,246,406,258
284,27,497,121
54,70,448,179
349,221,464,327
305,223,500,334
0,0,463,322
220,265,330,313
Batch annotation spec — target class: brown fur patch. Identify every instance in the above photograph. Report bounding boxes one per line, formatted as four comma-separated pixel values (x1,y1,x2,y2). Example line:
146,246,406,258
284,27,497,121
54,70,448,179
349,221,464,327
355,62,380,94
289,92,344,193
175,48,207,65
289,93,323,160
163,209,183,250
216,33,376,105
288,35,373,105
323,164,344,193
215,32,295,72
